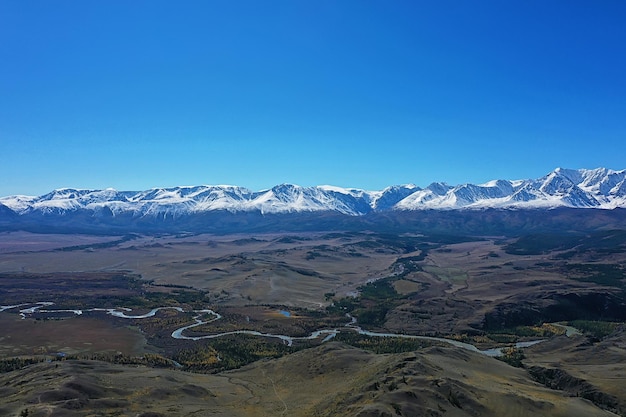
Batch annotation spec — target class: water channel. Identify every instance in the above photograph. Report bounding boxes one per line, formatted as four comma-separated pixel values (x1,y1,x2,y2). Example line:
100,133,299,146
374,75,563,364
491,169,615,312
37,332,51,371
1,302,556,357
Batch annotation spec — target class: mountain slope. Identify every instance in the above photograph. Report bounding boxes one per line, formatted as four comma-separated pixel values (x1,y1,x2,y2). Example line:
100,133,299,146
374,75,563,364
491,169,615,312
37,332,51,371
2,168,625,215
0,343,617,417
1,168,626,234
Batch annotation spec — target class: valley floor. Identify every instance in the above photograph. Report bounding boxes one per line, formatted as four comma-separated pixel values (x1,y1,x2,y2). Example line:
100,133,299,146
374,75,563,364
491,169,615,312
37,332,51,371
0,230,625,416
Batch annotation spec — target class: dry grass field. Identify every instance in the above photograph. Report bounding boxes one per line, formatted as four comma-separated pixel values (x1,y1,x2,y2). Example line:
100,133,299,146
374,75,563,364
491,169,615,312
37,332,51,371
524,329,626,412
0,232,124,253
0,343,618,417
0,232,401,307
1,230,625,416
0,314,146,357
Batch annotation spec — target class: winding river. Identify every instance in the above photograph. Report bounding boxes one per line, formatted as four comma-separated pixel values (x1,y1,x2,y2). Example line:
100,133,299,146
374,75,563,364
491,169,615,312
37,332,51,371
1,302,548,357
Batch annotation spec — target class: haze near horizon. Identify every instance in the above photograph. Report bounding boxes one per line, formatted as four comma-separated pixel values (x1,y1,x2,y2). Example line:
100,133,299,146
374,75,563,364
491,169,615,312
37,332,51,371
1,1,625,196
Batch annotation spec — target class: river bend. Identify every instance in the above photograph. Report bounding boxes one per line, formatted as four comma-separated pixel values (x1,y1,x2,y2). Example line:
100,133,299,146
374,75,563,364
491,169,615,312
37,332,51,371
1,302,546,357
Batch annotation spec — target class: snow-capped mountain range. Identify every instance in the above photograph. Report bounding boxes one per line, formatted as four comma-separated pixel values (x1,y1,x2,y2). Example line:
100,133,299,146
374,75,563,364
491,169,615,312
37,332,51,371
1,168,626,218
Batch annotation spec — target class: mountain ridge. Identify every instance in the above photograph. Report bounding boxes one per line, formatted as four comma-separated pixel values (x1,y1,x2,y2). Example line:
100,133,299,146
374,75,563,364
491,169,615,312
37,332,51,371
2,168,626,235
2,168,625,217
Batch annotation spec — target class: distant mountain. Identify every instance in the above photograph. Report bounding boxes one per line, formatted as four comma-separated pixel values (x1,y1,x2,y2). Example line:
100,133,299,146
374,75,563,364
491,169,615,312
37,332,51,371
1,168,626,235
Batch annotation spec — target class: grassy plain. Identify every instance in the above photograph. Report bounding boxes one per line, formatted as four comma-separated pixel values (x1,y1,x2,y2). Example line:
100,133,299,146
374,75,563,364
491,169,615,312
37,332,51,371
0,314,145,357
0,230,625,416
0,232,401,307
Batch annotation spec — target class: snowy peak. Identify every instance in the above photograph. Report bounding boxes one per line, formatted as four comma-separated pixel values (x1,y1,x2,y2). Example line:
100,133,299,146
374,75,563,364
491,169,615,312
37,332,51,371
1,168,625,217
393,168,626,210
251,184,373,215
371,184,420,210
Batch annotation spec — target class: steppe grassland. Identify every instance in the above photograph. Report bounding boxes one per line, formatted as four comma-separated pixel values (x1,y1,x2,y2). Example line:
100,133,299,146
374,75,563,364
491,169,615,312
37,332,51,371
0,232,400,306
0,231,123,253
0,231,625,416
1,343,616,417
0,314,145,357
422,239,593,302
524,331,626,410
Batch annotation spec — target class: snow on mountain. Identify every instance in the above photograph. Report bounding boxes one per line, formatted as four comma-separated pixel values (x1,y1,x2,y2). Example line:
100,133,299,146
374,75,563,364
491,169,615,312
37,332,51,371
250,184,332,214
395,168,626,210
1,168,625,218
0,195,38,213
369,184,420,210
250,184,373,215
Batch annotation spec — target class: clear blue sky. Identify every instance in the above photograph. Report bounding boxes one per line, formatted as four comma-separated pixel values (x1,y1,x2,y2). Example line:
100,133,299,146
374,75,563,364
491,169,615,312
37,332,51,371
1,1,625,196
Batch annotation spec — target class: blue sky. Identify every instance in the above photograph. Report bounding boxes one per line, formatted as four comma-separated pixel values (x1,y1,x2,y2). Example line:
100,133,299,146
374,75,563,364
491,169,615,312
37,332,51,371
1,1,625,196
